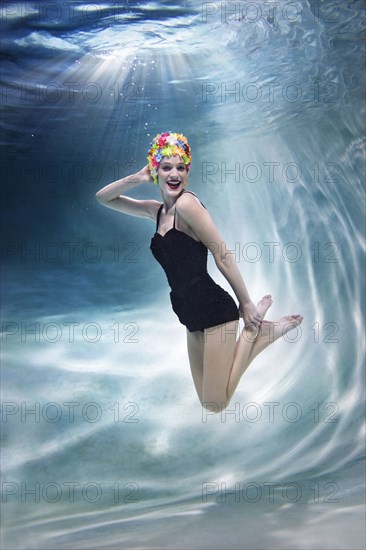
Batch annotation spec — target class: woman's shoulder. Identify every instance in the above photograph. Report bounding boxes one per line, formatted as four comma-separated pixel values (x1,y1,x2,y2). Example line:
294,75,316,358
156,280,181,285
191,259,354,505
176,190,206,210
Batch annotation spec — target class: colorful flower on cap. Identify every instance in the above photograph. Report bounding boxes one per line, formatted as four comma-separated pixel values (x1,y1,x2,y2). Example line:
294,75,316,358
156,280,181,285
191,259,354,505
147,131,192,184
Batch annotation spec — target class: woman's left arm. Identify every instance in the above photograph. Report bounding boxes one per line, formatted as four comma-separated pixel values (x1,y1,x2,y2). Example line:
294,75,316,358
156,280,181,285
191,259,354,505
176,194,262,329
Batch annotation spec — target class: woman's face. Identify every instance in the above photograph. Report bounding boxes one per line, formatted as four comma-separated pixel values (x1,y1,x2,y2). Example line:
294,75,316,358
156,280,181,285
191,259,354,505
157,155,188,195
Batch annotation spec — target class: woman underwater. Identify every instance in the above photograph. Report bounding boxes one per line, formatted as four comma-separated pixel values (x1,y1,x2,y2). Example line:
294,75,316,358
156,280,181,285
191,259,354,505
96,132,303,412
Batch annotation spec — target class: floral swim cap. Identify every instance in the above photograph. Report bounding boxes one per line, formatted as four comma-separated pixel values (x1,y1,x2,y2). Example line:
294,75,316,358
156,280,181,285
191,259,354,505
147,131,192,184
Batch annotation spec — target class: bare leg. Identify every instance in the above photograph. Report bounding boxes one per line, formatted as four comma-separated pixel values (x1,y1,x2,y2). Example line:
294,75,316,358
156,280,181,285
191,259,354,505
201,295,273,411
186,295,272,404
224,295,273,401
187,294,303,412
246,315,303,368
226,314,303,402
186,329,205,403
202,321,238,411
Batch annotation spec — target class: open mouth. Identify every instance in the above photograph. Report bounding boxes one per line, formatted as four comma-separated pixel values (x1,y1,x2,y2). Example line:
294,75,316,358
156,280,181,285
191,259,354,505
167,180,181,190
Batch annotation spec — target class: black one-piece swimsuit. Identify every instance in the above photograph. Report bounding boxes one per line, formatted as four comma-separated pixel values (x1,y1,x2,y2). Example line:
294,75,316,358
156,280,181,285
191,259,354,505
150,191,239,332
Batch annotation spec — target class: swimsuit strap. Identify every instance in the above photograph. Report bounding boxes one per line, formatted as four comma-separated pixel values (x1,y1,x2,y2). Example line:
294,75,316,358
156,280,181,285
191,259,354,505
174,190,189,228
156,203,164,232
174,190,206,230
157,191,206,232
182,189,207,209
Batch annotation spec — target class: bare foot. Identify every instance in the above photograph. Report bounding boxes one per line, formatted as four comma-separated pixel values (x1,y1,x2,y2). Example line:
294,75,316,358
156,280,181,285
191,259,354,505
256,295,273,318
259,314,303,342
275,314,303,338
244,314,303,368
241,296,273,342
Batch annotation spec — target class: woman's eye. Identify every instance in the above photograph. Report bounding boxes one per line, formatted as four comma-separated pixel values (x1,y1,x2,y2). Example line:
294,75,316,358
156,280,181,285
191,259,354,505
161,165,185,172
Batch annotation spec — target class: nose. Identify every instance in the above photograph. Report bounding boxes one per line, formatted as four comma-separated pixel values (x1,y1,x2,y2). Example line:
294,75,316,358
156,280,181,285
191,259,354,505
169,167,180,178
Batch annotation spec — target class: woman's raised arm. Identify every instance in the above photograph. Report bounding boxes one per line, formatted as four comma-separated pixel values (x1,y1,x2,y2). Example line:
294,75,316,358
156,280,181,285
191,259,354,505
175,192,262,329
95,165,160,221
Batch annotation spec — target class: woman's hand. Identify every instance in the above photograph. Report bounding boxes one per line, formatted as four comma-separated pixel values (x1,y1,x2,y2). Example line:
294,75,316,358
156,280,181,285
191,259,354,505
239,300,263,331
95,164,155,212
134,164,154,184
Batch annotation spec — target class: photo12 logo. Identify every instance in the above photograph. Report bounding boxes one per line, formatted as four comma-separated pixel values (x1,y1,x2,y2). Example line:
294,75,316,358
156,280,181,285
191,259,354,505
201,81,340,105
2,481,140,504
201,480,340,504
201,2,339,24
201,161,340,184
1,321,140,343
1,401,140,424
201,400,340,423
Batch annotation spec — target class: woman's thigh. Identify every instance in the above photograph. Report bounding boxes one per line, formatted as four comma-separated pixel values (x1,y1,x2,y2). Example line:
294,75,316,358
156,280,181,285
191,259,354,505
202,321,239,408
186,329,205,402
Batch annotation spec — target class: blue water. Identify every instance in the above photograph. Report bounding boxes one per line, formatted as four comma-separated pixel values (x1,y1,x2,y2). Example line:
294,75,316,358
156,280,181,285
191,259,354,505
1,1,365,548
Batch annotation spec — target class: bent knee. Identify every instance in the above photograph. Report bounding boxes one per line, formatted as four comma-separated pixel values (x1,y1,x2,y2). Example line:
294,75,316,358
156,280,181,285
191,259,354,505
201,399,229,413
